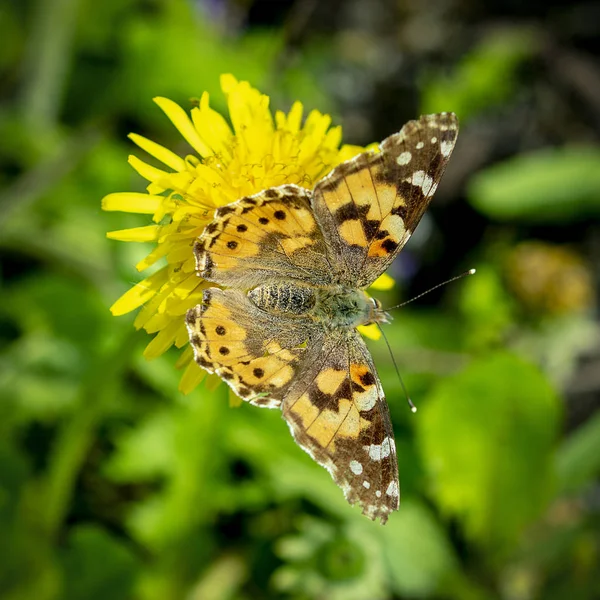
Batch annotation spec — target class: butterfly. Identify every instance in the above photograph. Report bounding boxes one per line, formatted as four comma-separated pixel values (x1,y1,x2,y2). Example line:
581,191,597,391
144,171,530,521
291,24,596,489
186,113,458,523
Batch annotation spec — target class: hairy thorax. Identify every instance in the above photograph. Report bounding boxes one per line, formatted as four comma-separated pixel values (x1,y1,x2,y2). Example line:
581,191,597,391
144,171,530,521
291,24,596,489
247,282,389,329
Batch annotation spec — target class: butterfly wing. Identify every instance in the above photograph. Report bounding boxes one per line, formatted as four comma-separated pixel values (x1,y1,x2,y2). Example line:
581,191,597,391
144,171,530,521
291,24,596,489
186,287,324,408
194,184,333,289
282,329,399,523
312,112,459,287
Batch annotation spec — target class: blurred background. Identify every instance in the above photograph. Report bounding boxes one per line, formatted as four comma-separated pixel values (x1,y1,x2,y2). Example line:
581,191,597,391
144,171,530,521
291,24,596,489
1,0,599,598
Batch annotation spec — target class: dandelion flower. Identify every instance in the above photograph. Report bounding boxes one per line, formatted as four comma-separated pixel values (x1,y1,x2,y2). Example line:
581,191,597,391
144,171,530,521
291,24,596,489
103,74,376,393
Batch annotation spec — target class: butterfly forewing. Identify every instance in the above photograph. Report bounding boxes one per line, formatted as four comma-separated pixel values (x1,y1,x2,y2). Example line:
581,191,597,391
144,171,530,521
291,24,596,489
313,112,458,287
193,185,333,290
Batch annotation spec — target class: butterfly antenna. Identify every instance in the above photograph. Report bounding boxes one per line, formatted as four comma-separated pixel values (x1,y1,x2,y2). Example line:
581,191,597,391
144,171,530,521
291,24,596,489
384,269,476,311
376,323,417,413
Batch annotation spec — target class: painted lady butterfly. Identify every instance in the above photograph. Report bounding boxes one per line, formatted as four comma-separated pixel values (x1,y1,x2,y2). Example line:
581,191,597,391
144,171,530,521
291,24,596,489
186,113,458,522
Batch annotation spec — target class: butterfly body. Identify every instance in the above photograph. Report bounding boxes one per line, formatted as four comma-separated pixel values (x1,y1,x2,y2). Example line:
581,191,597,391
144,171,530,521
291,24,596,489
186,113,459,523
249,280,385,329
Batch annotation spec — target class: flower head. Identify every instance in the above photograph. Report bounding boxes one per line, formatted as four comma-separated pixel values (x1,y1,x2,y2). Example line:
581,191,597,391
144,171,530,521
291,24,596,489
103,75,370,393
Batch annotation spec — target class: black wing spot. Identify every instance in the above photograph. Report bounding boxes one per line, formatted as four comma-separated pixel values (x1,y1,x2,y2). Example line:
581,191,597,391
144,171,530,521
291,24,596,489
391,205,407,219
227,240,238,249
253,368,265,379
197,356,211,368
236,224,248,232
335,202,360,221
259,217,269,225
215,325,226,335
219,346,230,355
274,210,286,220
359,371,376,386
380,239,398,254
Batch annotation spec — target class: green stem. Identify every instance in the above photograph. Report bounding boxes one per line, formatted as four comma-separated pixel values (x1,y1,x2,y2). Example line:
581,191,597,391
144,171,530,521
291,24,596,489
20,0,82,128
40,328,140,541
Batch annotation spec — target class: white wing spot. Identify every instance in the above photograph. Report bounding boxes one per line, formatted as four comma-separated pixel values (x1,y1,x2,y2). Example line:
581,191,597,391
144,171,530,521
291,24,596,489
412,171,434,195
416,141,424,149
363,480,371,489
350,460,363,475
367,437,393,461
441,140,454,157
430,136,437,144
386,480,399,497
375,490,382,498
396,151,412,166
427,182,439,198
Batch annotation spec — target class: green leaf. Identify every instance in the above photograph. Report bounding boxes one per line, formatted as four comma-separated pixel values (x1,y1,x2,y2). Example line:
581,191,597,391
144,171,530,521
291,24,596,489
376,500,458,596
59,525,141,600
555,410,600,494
467,148,600,222
416,352,560,553
458,265,514,350
421,28,536,119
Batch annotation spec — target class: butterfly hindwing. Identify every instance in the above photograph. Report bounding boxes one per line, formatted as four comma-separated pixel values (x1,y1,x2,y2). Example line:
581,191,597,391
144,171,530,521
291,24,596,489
186,287,323,408
312,112,458,287
282,329,399,523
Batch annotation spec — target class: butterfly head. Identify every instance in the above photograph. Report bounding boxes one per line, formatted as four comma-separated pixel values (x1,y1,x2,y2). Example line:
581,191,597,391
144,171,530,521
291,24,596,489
367,296,391,326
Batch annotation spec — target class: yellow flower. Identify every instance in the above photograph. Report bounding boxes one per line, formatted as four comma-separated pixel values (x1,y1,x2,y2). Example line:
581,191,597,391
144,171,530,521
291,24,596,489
103,74,376,393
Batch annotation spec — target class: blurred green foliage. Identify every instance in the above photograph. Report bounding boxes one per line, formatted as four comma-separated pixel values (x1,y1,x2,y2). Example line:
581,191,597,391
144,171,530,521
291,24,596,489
1,0,599,599
468,148,600,222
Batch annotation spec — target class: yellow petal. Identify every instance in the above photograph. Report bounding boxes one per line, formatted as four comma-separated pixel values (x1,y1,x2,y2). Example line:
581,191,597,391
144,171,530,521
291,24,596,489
141,310,171,334
204,373,222,391
226,81,273,148
323,125,342,151
168,291,205,317
175,345,194,369
337,144,365,163
107,225,160,242
370,273,395,291
286,101,303,133
135,243,169,271
178,359,207,394
128,133,187,171
190,92,233,158
166,244,195,265
110,268,169,316
128,155,169,186
229,388,242,407
357,323,382,340
102,192,162,214
174,325,190,348
154,97,213,158
143,320,181,359
220,73,238,94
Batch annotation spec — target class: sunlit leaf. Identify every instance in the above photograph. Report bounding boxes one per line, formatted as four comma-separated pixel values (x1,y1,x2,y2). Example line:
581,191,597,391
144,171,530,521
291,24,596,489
417,352,560,552
468,148,600,222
